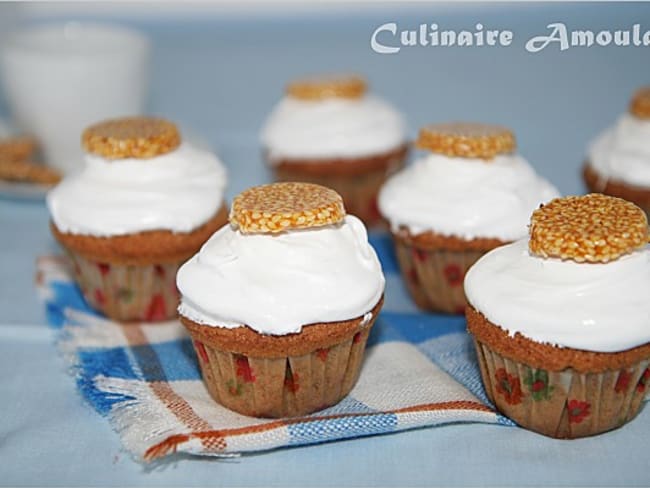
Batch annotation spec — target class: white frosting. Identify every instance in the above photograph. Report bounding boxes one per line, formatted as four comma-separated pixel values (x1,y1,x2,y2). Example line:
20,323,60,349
177,216,385,335
588,114,650,187
46,143,227,236
378,153,559,241
260,95,406,161
465,239,650,352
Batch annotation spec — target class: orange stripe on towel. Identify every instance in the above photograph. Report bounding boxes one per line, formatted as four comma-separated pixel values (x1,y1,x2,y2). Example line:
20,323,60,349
144,400,493,461
121,324,226,457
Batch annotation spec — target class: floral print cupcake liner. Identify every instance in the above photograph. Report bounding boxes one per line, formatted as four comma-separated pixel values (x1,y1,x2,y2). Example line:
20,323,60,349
474,337,650,438
393,236,486,314
67,252,181,322
188,326,374,418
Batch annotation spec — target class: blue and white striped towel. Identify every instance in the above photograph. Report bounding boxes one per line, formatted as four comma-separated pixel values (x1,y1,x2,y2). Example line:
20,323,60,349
35,234,510,462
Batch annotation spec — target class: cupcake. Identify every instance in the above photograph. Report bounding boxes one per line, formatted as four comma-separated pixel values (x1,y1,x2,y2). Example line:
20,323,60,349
378,122,559,314
47,117,228,322
584,86,650,215
465,194,650,438
260,74,408,226
177,182,385,417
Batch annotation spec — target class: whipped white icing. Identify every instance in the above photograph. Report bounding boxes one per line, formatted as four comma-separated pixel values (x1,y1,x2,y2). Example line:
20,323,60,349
260,95,406,161
177,216,385,335
47,143,227,236
378,153,559,241
588,113,650,187
465,239,650,352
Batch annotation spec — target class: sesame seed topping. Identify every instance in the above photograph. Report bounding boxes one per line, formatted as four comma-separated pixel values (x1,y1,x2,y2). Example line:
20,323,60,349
629,86,650,119
230,182,346,234
416,122,516,160
287,75,367,101
82,116,181,159
529,194,648,263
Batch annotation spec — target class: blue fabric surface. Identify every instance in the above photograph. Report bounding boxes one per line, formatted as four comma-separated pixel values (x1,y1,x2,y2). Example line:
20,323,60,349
37,251,509,459
2,3,650,486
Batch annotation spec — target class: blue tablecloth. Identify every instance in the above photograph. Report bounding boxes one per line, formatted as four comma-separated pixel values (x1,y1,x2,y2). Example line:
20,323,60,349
2,3,650,486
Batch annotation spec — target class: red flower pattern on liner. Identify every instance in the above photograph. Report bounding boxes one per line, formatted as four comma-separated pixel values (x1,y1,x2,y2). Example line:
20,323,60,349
524,368,554,401
316,348,329,362
408,267,419,285
615,369,632,394
412,248,428,263
235,356,255,383
495,368,523,405
98,263,110,276
94,288,106,305
194,341,209,363
443,264,464,287
567,399,591,424
145,294,167,321
636,368,650,393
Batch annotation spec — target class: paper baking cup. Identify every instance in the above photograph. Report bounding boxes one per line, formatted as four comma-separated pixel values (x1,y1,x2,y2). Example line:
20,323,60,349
273,162,403,227
183,318,376,418
393,235,487,314
67,251,181,322
473,337,650,438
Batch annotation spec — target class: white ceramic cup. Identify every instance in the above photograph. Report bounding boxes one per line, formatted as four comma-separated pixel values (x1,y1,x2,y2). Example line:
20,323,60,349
0,22,150,173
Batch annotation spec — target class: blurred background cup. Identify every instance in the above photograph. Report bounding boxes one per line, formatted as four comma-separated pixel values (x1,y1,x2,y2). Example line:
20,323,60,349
0,21,150,174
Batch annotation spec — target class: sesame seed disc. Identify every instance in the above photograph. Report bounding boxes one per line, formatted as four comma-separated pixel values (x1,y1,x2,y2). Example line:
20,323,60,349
629,86,650,119
230,182,346,234
0,160,61,185
286,75,367,101
416,122,516,160
82,117,181,159
0,136,37,163
529,194,648,263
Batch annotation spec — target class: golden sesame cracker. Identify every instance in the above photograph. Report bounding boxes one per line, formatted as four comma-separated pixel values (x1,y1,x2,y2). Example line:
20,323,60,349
0,136,38,163
416,122,516,160
286,75,367,101
529,194,648,263
629,86,650,119
0,160,61,185
230,182,346,234
82,117,181,159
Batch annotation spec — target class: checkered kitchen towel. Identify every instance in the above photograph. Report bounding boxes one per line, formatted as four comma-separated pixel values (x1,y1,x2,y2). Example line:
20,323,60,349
35,234,510,462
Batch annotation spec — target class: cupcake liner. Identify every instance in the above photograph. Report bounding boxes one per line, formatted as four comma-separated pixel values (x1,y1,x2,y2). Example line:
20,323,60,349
273,161,404,227
186,320,375,418
67,251,181,322
473,337,650,438
393,235,487,314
